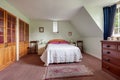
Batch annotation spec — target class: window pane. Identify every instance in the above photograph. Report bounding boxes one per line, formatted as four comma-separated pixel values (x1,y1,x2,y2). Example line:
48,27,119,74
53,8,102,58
0,10,4,18
7,36,11,42
114,28,118,34
114,9,118,27
0,27,4,35
12,30,15,36
7,21,11,28
12,23,16,29
7,29,11,36
119,28,120,33
0,19,3,27
11,35,15,42
0,36,4,43
113,6,120,35
53,21,58,32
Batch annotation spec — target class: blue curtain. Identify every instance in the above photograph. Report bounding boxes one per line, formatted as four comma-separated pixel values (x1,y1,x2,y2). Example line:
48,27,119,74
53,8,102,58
103,4,116,40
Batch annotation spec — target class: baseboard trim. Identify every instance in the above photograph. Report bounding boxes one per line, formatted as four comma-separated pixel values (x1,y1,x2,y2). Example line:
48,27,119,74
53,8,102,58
83,52,101,61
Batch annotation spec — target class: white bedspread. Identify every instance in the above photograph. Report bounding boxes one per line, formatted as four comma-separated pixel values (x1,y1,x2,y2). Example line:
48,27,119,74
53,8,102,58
40,44,82,66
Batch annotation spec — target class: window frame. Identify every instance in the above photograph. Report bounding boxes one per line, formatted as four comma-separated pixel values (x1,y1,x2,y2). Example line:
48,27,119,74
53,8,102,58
53,21,58,33
113,4,120,37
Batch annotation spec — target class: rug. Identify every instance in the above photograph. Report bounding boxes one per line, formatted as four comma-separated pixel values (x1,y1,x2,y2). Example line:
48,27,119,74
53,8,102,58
45,64,93,79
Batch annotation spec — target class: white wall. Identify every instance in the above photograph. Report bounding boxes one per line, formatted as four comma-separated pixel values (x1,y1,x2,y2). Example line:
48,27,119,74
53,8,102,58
70,7,103,59
84,5,103,31
70,7,102,37
82,5,103,59
83,37,102,59
29,20,82,43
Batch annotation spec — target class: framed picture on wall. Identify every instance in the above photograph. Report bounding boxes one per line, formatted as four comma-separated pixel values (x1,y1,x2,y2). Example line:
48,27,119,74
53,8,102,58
39,27,44,33
68,32,72,36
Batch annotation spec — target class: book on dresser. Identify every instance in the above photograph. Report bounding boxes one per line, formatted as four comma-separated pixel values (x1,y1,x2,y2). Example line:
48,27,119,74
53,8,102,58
101,40,120,79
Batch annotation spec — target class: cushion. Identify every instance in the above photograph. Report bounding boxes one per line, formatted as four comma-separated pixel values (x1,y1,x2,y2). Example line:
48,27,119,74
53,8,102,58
48,39,69,44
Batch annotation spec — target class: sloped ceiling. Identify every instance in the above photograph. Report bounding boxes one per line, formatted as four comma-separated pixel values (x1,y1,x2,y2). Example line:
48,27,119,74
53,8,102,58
70,7,103,37
6,0,83,20
6,0,119,37
6,0,119,20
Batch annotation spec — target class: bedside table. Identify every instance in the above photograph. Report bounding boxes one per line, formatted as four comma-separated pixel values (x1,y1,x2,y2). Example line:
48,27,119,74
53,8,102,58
29,41,38,54
77,40,83,53
70,42,76,46
38,44,46,55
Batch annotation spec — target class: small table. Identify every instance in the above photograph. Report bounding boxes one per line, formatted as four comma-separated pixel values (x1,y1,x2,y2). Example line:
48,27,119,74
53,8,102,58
70,42,76,46
29,41,38,54
76,40,83,53
38,44,46,55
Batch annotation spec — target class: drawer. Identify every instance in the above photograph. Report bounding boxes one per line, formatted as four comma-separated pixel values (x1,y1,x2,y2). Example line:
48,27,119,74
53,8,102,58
103,55,120,66
102,49,117,58
102,43,117,50
118,45,120,51
102,61,120,77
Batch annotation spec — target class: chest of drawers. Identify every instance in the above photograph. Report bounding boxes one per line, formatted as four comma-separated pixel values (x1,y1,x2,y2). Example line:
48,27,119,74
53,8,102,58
101,41,120,79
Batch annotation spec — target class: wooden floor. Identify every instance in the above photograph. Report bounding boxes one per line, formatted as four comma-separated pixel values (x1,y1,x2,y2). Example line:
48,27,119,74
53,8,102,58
0,53,118,80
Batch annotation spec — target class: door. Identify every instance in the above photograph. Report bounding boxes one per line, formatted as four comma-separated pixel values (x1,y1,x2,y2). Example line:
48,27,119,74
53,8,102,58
19,19,29,57
0,8,16,71
6,12,16,61
0,8,6,70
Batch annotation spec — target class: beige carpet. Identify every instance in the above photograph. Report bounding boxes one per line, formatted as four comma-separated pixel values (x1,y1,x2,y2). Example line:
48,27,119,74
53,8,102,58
45,64,93,80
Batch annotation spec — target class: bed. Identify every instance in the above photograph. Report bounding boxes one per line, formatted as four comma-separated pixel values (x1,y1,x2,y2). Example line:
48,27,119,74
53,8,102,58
40,39,82,66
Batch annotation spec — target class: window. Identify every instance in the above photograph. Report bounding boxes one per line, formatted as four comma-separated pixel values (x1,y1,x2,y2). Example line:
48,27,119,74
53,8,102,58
53,21,58,33
113,5,120,36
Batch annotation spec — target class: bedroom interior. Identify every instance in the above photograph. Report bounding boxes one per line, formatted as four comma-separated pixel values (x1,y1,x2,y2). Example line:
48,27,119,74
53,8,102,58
0,0,120,80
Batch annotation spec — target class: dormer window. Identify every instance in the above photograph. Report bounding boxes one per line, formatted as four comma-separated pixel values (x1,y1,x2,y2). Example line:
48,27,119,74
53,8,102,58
113,4,120,36
53,21,58,33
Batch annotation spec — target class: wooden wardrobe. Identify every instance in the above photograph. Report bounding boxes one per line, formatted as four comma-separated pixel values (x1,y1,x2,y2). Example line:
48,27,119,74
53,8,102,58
0,7,29,71
0,8,16,70
19,19,29,58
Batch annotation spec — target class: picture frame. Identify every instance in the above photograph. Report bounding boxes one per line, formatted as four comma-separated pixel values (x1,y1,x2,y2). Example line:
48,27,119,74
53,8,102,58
68,32,72,36
39,27,44,33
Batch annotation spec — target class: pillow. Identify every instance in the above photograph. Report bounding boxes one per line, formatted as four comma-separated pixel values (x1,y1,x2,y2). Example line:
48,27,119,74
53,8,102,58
48,39,69,44
59,40,69,44
49,42,59,44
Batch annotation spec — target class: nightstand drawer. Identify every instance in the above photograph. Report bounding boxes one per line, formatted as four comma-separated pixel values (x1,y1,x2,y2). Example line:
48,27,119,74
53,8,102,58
102,43,117,50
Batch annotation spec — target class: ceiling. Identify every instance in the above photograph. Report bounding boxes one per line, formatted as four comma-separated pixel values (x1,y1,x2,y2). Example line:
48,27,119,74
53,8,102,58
7,0,119,20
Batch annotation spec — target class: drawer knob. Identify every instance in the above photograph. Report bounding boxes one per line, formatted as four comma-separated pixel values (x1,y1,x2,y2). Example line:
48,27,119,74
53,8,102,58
107,52,110,54
107,45,110,47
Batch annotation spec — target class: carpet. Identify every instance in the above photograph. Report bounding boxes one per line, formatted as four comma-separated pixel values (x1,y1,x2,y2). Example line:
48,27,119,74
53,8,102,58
45,64,93,79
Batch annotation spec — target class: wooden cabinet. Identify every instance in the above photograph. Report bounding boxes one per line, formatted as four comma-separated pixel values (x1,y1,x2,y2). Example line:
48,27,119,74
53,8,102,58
29,41,38,54
19,19,29,58
101,41,120,79
0,8,5,44
70,42,76,46
77,40,83,53
38,44,46,55
0,8,16,71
